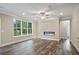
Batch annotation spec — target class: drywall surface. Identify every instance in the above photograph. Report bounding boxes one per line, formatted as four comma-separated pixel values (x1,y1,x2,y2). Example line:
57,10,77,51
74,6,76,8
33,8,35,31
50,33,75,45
0,16,1,45
70,6,79,52
0,13,37,47
38,19,59,40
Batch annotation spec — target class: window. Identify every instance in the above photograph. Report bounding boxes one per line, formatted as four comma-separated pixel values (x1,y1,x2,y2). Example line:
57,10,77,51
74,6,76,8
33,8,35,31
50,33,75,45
28,22,32,34
13,19,32,36
22,21,27,35
14,20,21,36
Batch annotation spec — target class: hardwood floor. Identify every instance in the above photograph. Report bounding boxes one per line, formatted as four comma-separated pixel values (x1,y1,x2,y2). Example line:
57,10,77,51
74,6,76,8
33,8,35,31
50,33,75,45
0,39,78,55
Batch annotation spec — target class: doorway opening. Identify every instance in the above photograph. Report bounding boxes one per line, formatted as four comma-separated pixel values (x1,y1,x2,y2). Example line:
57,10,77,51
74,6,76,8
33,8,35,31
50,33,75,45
59,20,70,40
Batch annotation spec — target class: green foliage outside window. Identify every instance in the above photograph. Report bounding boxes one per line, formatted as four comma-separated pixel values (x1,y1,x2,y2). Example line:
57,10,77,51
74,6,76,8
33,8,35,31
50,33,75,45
14,19,32,36
14,20,21,36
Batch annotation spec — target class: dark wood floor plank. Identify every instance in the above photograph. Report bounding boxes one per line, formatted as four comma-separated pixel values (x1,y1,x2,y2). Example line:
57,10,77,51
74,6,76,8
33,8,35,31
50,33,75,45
0,39,78,55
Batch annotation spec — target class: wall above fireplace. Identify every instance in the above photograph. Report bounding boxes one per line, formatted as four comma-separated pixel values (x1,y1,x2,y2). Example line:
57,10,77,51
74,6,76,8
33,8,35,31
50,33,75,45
38,19,59,39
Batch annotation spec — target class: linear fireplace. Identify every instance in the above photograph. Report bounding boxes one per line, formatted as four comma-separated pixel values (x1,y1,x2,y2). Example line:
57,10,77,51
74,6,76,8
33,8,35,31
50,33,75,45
40,31,55,40
43,32,55,35
41,31,59,41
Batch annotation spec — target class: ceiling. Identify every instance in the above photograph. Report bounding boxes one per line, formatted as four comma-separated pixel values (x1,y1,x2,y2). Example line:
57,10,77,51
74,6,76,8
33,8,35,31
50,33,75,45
0,3,79,21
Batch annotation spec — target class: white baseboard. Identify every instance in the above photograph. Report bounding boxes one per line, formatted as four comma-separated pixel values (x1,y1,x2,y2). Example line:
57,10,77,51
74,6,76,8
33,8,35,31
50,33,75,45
0,38,60,47
0,39,30,47
70,40,79,52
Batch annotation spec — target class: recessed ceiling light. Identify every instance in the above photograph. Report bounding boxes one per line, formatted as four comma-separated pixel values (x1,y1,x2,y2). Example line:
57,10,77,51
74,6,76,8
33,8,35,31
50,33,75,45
45,12,49,15
22,12,26,15
60,12,63,15
41,16,45,19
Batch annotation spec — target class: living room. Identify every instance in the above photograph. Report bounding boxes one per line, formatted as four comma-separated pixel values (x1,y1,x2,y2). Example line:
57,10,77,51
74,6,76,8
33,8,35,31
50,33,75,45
0,3,79,55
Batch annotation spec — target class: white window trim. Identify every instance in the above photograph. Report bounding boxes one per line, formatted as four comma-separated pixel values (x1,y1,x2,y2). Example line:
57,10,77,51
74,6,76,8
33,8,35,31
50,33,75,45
28,21,33,35
13,18,33,37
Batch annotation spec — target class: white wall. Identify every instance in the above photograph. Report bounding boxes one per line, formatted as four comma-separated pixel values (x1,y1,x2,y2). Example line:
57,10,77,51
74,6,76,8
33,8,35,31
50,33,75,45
70,5,79,52
0,13,37,47
37,19,59,40
0,17,1,44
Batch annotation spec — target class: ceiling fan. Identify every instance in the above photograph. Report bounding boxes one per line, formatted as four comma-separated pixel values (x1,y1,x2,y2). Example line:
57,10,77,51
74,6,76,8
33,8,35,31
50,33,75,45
28,5,53,19
27,4,64,19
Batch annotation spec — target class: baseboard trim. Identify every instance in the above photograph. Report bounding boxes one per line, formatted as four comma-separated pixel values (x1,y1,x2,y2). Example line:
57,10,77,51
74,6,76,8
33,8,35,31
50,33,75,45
0,39,31,47
70,41,79,54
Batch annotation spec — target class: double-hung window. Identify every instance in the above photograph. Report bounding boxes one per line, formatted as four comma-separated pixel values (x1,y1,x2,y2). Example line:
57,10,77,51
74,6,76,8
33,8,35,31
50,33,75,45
28,22,32,34
14,20,21,36
22,21,27,35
